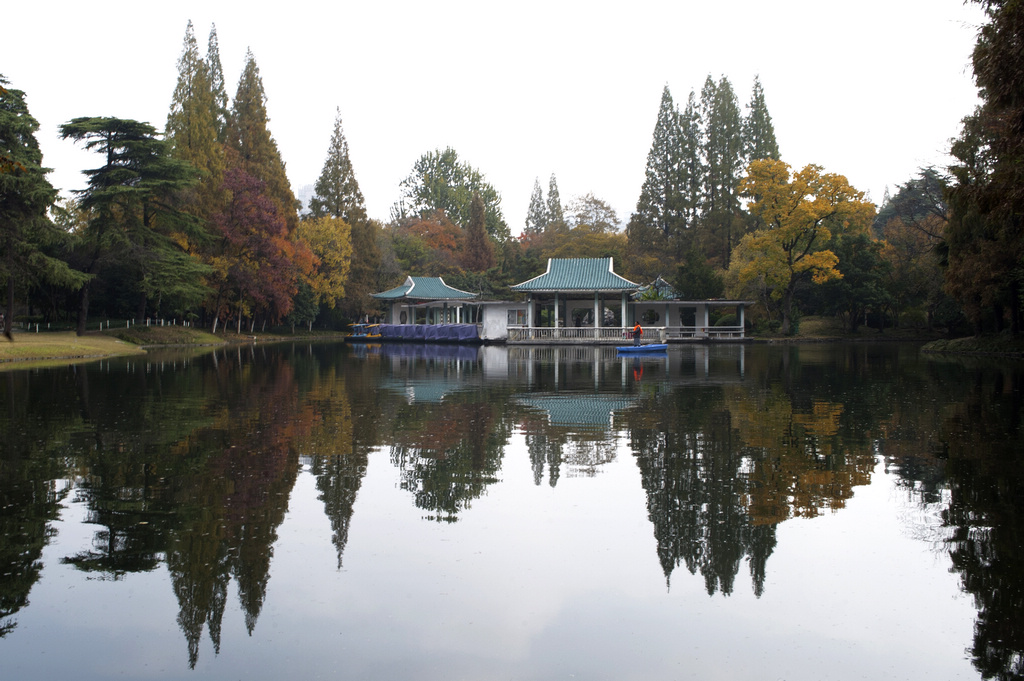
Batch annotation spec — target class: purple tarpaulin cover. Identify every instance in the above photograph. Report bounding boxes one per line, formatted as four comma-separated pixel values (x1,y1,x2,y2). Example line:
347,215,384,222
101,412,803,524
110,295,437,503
376,324,479,342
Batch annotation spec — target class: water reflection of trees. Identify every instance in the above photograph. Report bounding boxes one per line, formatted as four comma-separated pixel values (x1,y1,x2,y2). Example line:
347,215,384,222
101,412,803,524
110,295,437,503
298,357,370,569
935,366,1024,681
388,393,510,522
42,348,320,667
626,384,778,596
1,368,107,636
624,350,880,596
4,341,1024,680
0,372,71,637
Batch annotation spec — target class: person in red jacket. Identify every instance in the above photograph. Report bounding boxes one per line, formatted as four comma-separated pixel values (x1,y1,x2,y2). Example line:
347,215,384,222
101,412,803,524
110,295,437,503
632,322,643,346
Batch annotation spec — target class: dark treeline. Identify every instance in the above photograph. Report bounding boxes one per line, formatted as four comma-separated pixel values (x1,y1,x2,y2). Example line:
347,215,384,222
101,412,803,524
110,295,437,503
1,4,1021,337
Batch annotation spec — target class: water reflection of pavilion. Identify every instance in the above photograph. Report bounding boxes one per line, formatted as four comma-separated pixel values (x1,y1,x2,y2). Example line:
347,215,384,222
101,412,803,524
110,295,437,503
488,344,748,387
515,393,638,432
515,392,639,482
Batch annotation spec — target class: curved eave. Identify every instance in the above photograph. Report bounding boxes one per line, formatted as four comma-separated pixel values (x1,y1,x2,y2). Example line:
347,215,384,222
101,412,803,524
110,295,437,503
515,287,639,294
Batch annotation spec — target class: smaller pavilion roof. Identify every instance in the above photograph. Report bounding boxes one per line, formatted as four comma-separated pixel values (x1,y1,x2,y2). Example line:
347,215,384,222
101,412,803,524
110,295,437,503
632,276,682,300
371,276,478,301
511,258,639,293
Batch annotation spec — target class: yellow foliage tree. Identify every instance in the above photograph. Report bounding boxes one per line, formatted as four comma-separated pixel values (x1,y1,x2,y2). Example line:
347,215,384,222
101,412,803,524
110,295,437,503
296,216,353,310
729,159,875,334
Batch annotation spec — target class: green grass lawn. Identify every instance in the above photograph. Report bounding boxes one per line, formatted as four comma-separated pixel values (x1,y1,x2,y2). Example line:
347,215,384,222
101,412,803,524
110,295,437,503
0,325,347,370
0,330,147,369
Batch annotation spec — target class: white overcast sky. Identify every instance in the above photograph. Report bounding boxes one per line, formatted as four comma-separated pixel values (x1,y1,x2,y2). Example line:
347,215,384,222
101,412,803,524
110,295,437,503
7,0,983,234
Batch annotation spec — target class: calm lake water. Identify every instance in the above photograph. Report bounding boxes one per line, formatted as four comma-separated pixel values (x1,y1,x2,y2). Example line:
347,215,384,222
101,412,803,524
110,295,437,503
0,341,1021,680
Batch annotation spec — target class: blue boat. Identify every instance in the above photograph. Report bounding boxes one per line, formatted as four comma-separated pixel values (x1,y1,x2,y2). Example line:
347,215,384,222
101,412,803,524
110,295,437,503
616,343,668,353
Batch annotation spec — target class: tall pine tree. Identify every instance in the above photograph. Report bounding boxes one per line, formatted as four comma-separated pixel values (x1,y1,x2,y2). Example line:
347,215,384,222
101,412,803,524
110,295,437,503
679,90,704,233
546,173,566,233
307,107,378,321
633,85,686,240
742,76,780,164
1,77,87,337
206,24,229,142
628,86,685,278
307,108,367,225
462,192,495,272
225,49,299,236
700,75,744,265
524,177,547,235
166,21,224,224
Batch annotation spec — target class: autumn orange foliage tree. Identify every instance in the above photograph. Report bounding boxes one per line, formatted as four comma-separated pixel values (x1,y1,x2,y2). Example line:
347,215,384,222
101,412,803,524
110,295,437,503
208,166,312,332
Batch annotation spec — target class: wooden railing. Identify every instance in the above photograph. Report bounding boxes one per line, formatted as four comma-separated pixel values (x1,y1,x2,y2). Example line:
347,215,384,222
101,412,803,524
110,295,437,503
507,325,744,343
665,325,745,340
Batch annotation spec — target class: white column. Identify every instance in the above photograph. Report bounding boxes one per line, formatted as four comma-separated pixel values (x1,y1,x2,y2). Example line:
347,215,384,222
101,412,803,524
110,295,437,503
594,292,601,330
621,293,628,329
737,304,745,337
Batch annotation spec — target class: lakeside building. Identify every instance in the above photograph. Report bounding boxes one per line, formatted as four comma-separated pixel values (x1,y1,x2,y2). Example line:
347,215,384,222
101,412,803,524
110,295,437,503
367,258,750,344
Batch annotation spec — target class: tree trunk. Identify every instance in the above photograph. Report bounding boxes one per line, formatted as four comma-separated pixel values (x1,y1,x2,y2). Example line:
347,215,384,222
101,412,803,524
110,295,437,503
780,285,795,335
4,269,13,341
1010,283,1021,336
77,282,91,336
136,292,147,326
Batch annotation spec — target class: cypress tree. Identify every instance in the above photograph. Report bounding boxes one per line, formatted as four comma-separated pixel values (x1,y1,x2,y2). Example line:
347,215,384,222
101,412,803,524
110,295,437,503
225,50,298,235
166,21,224,221
702,75,743,218
700,75,744,264
546,173,566,233
679,90,704,233
742,76,780,164
524,177,547,235
633,85,686,240
462,192,495,271
307,107,379,320
307,108,367,226
206,24,229,142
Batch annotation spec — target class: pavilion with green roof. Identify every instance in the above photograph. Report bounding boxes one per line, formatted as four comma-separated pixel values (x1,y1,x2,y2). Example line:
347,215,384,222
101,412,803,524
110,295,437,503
367,260,749,343
372,276,479,326
508,257,639,341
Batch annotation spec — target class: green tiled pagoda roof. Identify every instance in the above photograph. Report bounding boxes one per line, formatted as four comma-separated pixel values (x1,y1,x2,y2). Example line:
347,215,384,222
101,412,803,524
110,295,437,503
511,258,639,292
371,276,478,301
517,393,639,430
